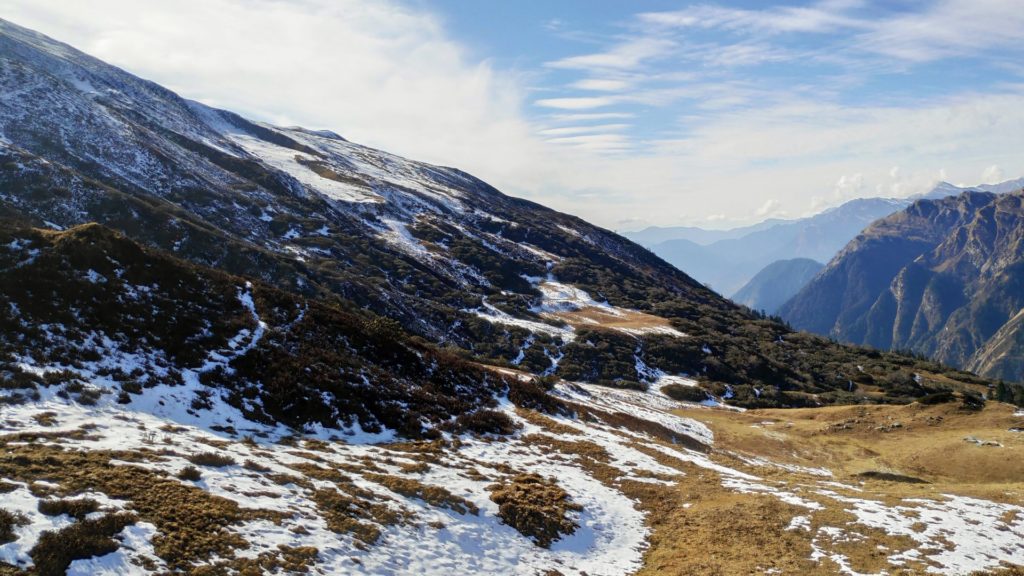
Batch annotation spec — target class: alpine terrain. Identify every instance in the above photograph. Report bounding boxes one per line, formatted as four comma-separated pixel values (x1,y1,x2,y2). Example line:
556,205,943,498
1,18,1024,576
780,190,1024,386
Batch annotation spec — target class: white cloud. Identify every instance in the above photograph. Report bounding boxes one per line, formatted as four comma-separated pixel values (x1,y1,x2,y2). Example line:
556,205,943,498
982,164,1005,184
571,78,632,92
546,37,676,71
2,0,1024,233
857,0,1024,62
538,124,630,137
637,1,866,35
545,112,635,123
755,198,783,217
534,96,617,110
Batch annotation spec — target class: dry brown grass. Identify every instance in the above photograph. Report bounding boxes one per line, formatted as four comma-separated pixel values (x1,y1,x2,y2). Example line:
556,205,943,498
0,440,286,572
30,513,137,576
365,473,477,515
542,305,679,333
620,400,1024,574
311,487,404,547
674,400,1024,493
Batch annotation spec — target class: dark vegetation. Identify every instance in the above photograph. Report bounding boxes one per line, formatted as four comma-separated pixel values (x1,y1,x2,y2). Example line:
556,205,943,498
488,473,581,548
0,509,28,545
0,32,1004,418
187,452,236,468
37,498,100,519
30,513,137,576
0,224,518,438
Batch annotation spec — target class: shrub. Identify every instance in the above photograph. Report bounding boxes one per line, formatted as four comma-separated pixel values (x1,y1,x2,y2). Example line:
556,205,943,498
0,509,28,544
452,410,520,436
661,383,708,403
960,391,985,411
917,391,955,405
30,513,136,576
187,452,235,468
177,465,202,481
38,498,100,519
508,378,565,415
488,473,581,548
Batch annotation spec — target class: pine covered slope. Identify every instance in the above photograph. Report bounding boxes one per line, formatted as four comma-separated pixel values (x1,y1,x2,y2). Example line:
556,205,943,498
780,191,1024,382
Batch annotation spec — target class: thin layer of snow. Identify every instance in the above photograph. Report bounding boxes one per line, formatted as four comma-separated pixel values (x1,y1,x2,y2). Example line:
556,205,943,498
228,133,381,203
467,299,574,340
532,281,617,315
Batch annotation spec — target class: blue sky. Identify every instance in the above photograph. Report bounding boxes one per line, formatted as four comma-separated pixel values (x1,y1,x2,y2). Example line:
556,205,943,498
5,0,1024,229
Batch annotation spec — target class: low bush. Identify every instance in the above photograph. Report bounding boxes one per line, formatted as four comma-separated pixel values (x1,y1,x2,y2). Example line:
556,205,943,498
917,391,956,405
177,465,202,481
30,513,137,576
187,452,235,468
0,509,28,544
38,498,100,519
451,410,520,436
661,383,708,403
960,391,986,411
508,378,566,415
488,473,581,548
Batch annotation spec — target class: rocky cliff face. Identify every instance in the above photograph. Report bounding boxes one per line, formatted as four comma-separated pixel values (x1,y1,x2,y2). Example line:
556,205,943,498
780,191,1024,381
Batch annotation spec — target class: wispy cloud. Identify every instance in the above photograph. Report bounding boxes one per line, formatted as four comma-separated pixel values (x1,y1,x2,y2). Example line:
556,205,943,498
545,112,635,123
570,78,633,92
546,37,676,71
637,1,867,35
534,96,617,109
538,124,631,137
856,0,1024,62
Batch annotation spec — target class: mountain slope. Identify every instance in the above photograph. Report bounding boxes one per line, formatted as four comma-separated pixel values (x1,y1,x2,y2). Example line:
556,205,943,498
2,19,1024,576
0,17,993,408
0,223,526,438
625,218,785,247
731,258,824,314
779,191,1024,382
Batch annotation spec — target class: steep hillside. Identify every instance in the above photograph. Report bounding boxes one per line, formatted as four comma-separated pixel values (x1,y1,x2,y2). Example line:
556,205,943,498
0,224,1022,576
0,223,525,438
780,191,1024,382
0,17,989,409
731,258,824,314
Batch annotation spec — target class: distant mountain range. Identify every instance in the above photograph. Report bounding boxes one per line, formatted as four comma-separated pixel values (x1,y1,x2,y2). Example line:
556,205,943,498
779,190,1024,382
732,258,824,315
625,178,1024,298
